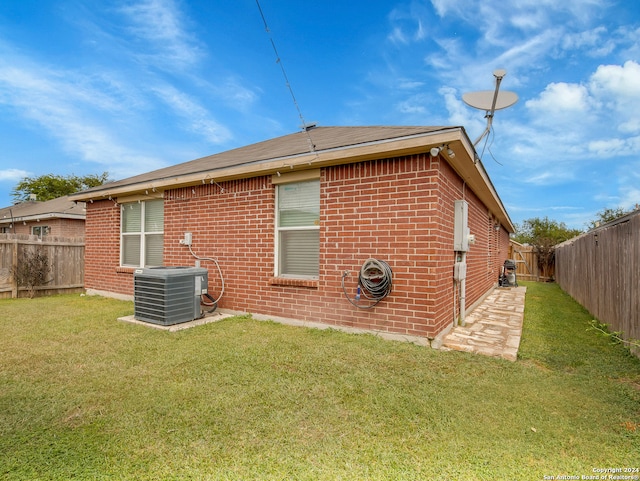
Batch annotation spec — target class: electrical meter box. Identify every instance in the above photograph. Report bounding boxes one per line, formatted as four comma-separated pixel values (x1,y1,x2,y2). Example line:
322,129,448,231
453,262,467,281
454,200,470,252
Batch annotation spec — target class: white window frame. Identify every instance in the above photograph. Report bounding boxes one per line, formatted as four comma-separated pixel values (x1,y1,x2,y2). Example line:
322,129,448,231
120,199,164,268
274,179,320,279
32,225,50,238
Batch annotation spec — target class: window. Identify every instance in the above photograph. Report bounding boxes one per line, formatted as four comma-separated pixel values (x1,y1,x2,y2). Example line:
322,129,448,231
276,180,320,278
32,225,49,238
121,199,164,267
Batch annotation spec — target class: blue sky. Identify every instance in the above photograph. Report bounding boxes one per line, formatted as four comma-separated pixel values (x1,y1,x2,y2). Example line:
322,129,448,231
0,0,639,230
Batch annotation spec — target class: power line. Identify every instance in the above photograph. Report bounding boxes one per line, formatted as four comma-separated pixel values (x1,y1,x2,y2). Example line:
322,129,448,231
255,0,317,157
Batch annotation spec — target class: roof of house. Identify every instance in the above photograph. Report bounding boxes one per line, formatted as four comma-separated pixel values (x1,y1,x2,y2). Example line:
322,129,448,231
74,126,449,194
0,195,86,225
69,125,514,231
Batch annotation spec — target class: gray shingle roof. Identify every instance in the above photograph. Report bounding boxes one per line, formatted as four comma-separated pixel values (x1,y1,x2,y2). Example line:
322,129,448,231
0,195,85,224
77,126,450,195
65,125,514,232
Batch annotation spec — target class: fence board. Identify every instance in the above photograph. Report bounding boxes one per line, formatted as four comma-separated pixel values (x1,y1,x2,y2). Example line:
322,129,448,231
555,213,640,356
0,234,84,298
508,242,554,281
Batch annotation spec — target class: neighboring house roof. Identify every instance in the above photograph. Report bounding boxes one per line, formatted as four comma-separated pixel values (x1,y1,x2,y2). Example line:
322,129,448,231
0,195,86,225
69,125,514,232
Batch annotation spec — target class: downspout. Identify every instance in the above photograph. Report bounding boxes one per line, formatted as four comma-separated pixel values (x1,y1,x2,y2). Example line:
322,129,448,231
459,185,467,326
459,251,466,326
10,208,16,234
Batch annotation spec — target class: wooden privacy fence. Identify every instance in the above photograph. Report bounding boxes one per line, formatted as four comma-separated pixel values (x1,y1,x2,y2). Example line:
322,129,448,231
0,234,84,299
508,241,554,282
555,212,640,354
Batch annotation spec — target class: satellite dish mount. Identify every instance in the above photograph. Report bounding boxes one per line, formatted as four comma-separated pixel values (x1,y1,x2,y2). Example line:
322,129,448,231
462,69,518,146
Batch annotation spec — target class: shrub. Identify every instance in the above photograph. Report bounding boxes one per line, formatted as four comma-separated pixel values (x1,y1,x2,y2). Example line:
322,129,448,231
11,248,50,298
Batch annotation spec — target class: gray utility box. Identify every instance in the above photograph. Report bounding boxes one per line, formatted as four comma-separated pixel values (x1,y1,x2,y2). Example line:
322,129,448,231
134,267,208,326
453,200,470,252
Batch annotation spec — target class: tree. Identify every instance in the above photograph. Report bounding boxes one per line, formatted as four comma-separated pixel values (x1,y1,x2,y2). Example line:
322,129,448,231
586,207,629,230
512,217,582,246
512,217,583,279
11,172,110,203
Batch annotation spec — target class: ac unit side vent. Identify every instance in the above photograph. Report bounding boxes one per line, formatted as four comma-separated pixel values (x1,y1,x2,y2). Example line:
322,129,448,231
134,267,208,326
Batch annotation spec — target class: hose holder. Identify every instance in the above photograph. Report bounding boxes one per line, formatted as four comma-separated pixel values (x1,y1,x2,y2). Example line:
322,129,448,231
341,258,393,309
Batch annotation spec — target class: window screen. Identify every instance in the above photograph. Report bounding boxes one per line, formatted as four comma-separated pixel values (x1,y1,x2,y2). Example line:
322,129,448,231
121,199,164,267
276,180,320,278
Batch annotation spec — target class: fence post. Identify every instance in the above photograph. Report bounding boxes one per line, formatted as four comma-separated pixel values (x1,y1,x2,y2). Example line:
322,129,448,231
11,237,18,299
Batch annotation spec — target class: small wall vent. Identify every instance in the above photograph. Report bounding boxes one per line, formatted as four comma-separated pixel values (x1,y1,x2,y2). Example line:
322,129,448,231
134,267,208,326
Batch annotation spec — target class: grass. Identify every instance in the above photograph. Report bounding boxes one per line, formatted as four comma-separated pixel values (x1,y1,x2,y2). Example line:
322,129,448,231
1,282,639,480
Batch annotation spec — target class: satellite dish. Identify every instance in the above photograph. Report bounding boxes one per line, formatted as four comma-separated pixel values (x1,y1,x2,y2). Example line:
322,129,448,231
463,90,518,111
463,69,518,146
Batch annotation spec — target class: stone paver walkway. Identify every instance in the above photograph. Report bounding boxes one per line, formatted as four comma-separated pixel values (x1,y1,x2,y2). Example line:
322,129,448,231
435,286,527,361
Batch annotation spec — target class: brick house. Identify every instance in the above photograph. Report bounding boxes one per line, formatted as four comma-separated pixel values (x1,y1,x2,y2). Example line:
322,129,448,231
70,126,513,342
0,195,85,238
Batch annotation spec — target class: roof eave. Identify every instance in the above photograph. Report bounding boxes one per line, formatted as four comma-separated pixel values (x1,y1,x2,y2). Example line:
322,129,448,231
0,213,86,224
70,127,514,232
70,128,462,201
447,132,515,233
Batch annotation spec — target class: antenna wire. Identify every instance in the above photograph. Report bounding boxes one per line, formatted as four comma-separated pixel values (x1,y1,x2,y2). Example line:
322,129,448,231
255,0,318,157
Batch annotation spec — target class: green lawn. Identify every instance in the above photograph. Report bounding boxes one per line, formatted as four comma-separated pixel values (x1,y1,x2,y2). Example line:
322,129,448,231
1,282,639,480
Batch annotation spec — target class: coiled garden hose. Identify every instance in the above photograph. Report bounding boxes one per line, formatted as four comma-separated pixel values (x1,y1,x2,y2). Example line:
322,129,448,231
341,258,393,309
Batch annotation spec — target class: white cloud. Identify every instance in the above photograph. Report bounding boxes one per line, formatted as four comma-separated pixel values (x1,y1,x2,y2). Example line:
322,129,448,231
619,185,640,210
424,0,618,93
387,3,431,45
492,28,564,72
619,118,640,134
616,25,640,60
387,26,408,45
589,60,640,131
591,60,640,98
561,26,615,57
524,171,557,185
396,98,426,115
0,169,30,181
522,61,640,157
397,79,425,90
207,78,260,113
0,57,165,176
521,164,578,185
526,82,590,113
440,86,481,131
587,138,632,157
510,10,548,31
151,84,232,144
118,0,204,70
410,0,640,225
429,0,607,37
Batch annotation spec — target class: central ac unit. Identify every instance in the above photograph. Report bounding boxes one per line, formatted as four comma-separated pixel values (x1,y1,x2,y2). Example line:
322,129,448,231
134,266,208,326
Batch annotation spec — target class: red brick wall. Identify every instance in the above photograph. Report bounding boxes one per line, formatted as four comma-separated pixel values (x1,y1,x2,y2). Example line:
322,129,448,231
7,218,85,238
164,177,275,311
53,218,85,238
84,200,127,295
84,153,508,339
8,222,35,236
420,154,509,334
317,155,438,336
